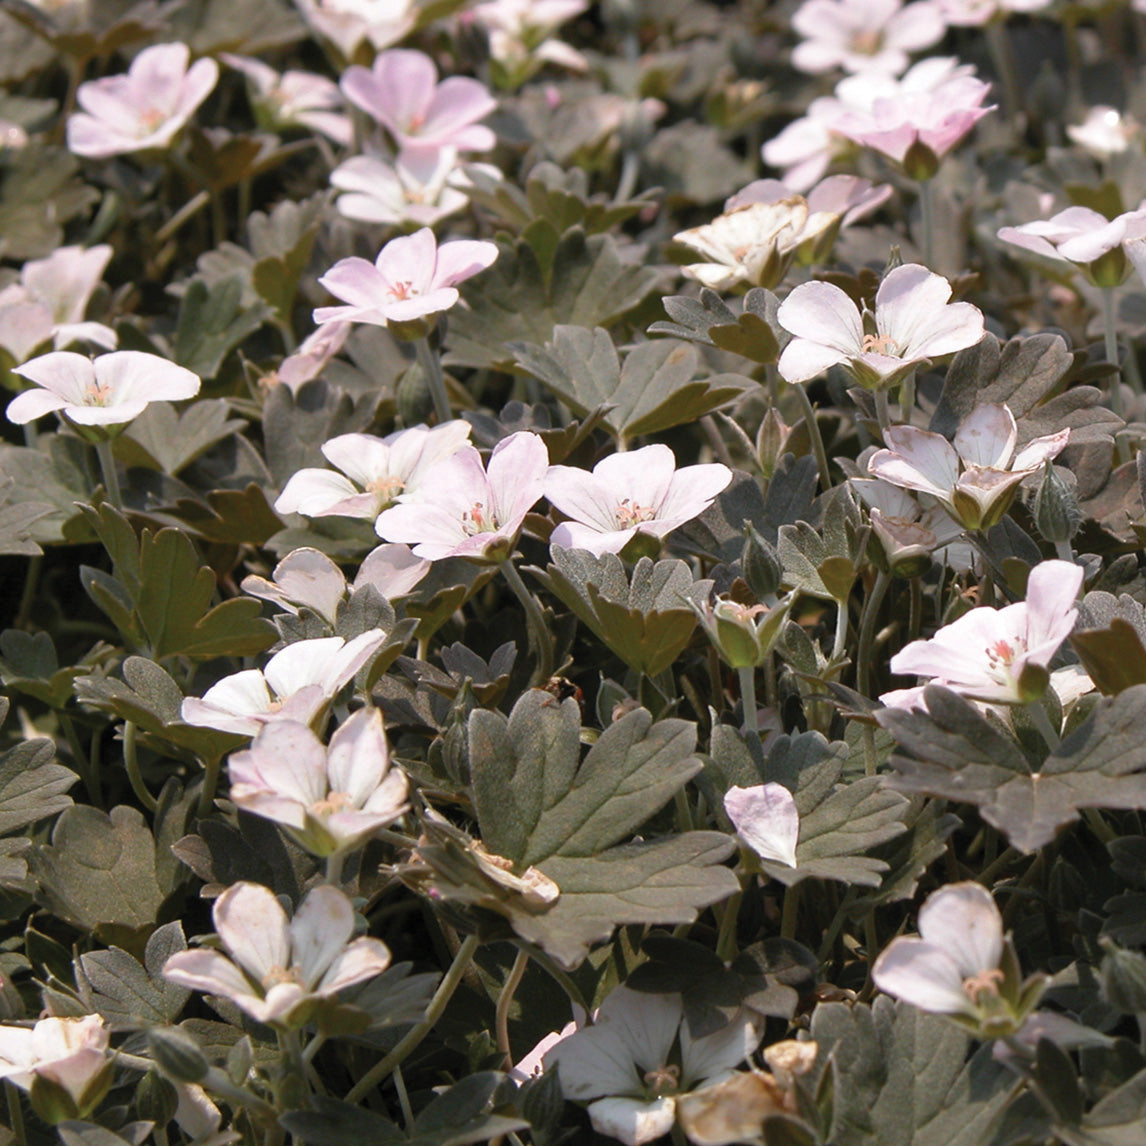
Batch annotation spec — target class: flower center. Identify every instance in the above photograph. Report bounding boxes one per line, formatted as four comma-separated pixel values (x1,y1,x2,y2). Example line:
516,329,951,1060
986,639,1018,668
386,280,418,302
366,475,406,502
615,499,657,529
850,29,883,55
261,964,305,990
962,967,1004,1001
463,502,496,535
861,333,899,356
311,791,355,817
137,106,168,136
84,381,114,406
643,1064,680,1097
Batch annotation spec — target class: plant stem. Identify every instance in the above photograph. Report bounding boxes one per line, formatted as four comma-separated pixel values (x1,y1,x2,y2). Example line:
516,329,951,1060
831,595,850,664
898,369,916,426
155,190,210,244
499,558,554,687
515,942,591,1015
60,711,100,805
985,21,1022,128
1026,701,1060,751
415,336,452,425
122,721,158,813
94,438,123,510
325,850,345,887
738,665,759,738
14,555,41,631
918,178,936,269
345,933,481,1103
5,1081,25,1146
874,389,892,437
715,888,742,962
790,382,832,492
780,882,801,940
856,571,891,699
197,754,223,819
1101,287,1131,463
496,948,530,1070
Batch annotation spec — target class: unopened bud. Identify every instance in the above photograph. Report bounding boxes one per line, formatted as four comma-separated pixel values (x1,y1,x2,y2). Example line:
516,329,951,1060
1034,463,1081,544
148,1027,209,1084
742,523,783,599
756,409,791,480
902,140,940,182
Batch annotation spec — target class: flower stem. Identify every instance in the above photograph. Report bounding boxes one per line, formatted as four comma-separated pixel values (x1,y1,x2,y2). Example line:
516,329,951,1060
197,754,223,819
94,438,123,510
60,711,101,805
790,381,832,492
496,948,530,1070
856,571,891,700
985,21,1022,128
415,336,452,426
1026,701,1060,751
738,665,759,739
5,1080,25,1146
715,888,742,962
918,178,936,269
780,882,801,940
325,850,345,887
898,369,916,426
345,933,481,1103
1101,287,1131,463
831,595,850,665
499,558,554,687
874,389,892,437
122,721,157,813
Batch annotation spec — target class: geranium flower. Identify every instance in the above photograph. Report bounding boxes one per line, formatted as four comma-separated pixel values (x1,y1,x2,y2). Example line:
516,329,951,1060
314,228,499,328
543,987,760,1146
162,882,391,1028
472,0,589,78
374,431,548,562
791,0,946,76
181,631,389,736
330,150,479,228
7,350,201,428
67,43,219,159
275,421,472,519
883,559,1084,705
776,263,985,390
939,0,1051,24
1066,106,1139,161
273,322,352,394
293,0,416,60
227,709,409,858
0,1016,113,1122
340,49,497,160
242,545,430,624
999,205,1146,288
0,245,116,360
222,55,352,146
544,445,732,556
866,403,1069,530
724,783,800,868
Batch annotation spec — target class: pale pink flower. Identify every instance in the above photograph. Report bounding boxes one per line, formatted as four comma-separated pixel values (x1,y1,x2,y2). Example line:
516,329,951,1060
8,350,200,427
0,1016,112,1114
374,431,548,562
162,882,391,1028
999,205,1146,288
0,246,116,358
939,0,1051,25
222,55,352,147
884,559,1083,705
275,421,472,519
180,631,389,736
227,709,408,858
331,150,479,228
67,43,219,159
777,263,985,390
274,322,352,394
314,228,499,327
872,882,1005,1017
724,784,800,868
293,0,417,60
340,49,497,160
0,120,27,150
791,0,946,76
241,544,430,624
867,403,1069,530
1066,106,1139,161
543,987,760,1146
544,445,732,556
472,0,589,75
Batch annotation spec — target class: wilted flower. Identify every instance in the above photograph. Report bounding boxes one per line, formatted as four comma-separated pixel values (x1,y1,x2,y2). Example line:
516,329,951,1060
1067,106,1139,161
314,228,499,329
273,322,352,394
227,709,408,858
883,559,1084,705
374,431,549,562
275,422,472,520
162,882,391,1028
221,55,352,146
791,0,946,76
293,0,416,60
0,1016,113,1123
67,43,219,159
724,783,800,868
543,987,761,1146
340,49,497,160
544,445,732,556
693,596,794,670
180,631,389,736
866,403,1069,530
8,350,201,430
777,263,985,390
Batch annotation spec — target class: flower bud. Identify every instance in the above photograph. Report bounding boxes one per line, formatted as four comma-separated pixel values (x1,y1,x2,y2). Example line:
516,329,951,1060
148,1026,210,1084
1034,463,1081,545
756,409,792,480
901,139,940,181
742,524,783,599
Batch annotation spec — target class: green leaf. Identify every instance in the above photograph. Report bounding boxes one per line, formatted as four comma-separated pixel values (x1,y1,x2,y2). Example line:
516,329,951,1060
0,629,82,708
1072,593,1146,695
0,145,98,260
444,230,658,371
777,487,864,602
469,690,702,865
171,484,284,547
278,1098,405,1146
120,399,246,475
31,805,164,935
181,0,306,54
173,275,269,380
0,736,75,835
511,326,750,442
650,288,782,364
247,193,326,324
879,685,1146,853
1074,1066,1146,1145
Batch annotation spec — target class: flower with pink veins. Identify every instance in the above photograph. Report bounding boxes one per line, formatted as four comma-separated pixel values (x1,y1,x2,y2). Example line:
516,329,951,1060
375,431,549,562
222,55,352,147
227,709,409,858
314,228,499,329
777,263,985,391
883,559,1084,705
7,350,200,429
293,0,416,60
340,49,497,161
867,403,1069,531
544,445,732,557
162,881,391,1029
275,421,472,519
791,0,946,76
67,42,219,159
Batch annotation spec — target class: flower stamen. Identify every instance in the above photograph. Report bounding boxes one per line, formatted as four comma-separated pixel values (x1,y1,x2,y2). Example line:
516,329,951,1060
861,333,899,356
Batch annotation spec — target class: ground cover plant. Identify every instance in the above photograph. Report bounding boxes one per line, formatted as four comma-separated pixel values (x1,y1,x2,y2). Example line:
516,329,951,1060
5,0,1146,1142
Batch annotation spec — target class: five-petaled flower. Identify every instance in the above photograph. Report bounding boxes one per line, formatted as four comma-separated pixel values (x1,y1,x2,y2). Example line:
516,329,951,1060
777,263,985,390
791,0,946,76
162,881,391,1028
222,54,353,146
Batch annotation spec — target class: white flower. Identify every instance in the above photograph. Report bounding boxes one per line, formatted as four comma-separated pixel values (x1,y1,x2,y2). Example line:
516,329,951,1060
543,987,760,1146
883,559,1084,705
227,709,409,858
181,631,389,736
222,55,352,146
162,882,391,1028
293,0,416,60
472,0,589,76
791,0,946,76
544,445,732,556
866,403,1069,531
939,0,1052,25
1066,106,1139,161
724,784,800,868
330,150,478,228
0,1016,111,1114
777,263,985,390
